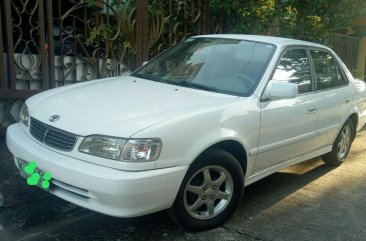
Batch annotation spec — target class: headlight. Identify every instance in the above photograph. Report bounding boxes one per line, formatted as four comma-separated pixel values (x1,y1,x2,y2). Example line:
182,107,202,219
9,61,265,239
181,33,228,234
79,135,162,162
20,104,29,127
79,136,127,160
120,139,162,161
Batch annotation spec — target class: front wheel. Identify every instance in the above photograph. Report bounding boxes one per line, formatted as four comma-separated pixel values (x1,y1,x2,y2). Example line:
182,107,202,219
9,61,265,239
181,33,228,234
322,119,355,166
172,149,244,230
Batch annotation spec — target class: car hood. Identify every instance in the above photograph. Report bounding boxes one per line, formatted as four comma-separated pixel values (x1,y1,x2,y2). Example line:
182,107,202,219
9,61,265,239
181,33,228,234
27,76,238,137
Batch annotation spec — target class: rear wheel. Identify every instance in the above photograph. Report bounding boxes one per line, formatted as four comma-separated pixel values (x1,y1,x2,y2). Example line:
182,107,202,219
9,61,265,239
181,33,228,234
172,149,244,230
322,119,355,166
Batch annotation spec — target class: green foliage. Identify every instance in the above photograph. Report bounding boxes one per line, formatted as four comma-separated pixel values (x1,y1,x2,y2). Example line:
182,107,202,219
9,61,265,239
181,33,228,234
210,0,366,42
237,0,276,34
208,0,241,32
87,25,116,46
85,0,136,48
85,0,95,7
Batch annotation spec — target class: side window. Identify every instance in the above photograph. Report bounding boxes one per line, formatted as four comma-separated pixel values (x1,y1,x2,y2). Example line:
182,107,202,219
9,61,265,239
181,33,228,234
272,48,312,94
310,50,345,90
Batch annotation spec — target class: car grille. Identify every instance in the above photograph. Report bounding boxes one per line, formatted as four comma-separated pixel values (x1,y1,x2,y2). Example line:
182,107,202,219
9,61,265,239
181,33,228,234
30,117,77,151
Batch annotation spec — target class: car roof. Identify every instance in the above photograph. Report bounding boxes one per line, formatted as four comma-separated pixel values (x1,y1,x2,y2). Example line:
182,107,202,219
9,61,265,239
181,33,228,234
194,34,328,49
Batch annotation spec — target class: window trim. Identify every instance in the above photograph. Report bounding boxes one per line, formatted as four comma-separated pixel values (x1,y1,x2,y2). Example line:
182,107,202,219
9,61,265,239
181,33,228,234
261,46,315,102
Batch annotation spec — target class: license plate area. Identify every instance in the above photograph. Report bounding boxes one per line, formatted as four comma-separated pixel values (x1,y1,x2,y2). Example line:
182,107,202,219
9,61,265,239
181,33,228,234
17,158,50,191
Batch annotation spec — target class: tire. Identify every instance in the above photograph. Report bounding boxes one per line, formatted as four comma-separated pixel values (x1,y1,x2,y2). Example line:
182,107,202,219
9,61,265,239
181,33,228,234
172,149,244,230
322,119,355,166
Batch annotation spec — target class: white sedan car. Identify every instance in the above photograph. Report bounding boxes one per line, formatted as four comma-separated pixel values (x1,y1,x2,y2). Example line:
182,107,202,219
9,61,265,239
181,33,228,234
6,35,366,230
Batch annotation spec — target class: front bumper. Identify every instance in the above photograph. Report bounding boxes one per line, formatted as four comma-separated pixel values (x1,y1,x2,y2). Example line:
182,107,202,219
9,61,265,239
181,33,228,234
6,124,188,217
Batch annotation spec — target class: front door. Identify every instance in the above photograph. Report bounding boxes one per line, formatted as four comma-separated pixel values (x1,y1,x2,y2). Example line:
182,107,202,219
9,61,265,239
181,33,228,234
254,47,319,172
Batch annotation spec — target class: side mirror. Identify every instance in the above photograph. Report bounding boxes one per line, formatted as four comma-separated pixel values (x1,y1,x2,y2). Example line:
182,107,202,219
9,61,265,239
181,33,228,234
263,81,298,100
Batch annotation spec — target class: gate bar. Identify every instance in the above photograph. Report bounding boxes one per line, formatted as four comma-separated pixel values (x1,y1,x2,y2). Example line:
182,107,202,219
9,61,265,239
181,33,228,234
45,0,55,88
0,2,6,90
3,0,16,90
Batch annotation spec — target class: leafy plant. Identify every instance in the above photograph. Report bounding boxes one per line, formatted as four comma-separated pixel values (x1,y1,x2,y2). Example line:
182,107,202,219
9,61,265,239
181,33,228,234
210,0,366,42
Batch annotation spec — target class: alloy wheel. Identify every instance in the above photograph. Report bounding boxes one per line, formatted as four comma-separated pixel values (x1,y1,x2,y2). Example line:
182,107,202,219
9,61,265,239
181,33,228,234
183,165,234,220
337,125,351,160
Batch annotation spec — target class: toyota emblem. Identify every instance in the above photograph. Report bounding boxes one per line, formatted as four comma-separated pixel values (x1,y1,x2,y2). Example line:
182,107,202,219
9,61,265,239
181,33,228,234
49,115,60,122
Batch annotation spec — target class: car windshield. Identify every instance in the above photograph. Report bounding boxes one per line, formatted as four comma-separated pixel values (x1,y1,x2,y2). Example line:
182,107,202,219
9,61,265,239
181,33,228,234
133,37,276,96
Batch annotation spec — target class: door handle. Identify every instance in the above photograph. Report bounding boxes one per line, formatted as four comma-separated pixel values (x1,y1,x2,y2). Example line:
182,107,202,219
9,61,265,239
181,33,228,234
344,99,350,104
308,106,318,114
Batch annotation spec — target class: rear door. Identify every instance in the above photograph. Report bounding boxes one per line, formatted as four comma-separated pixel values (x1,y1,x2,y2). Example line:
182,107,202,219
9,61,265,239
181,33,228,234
309,49,352,148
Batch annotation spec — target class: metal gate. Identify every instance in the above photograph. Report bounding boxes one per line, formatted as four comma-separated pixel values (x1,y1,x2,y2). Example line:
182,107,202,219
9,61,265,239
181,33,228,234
0,0,212,132
0,0,211,98
330,34,360,72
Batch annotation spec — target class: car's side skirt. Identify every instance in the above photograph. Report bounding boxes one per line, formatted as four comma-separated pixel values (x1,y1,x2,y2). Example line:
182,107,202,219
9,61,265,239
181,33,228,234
244,145,332,186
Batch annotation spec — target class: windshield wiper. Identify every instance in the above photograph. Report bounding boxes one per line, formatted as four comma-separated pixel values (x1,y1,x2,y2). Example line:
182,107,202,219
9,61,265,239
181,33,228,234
132,73,168,83
133,74,219,93
174,81,219,92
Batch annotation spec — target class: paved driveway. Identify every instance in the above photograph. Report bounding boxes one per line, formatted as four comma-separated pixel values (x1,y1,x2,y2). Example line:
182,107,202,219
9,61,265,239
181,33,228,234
0,126,365,241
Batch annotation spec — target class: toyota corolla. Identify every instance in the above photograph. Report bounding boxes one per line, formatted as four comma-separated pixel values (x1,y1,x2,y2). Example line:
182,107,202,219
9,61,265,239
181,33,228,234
6,35,366,230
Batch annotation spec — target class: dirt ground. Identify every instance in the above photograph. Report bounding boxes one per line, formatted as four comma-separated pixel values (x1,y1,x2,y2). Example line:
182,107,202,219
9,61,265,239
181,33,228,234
0,126,365,241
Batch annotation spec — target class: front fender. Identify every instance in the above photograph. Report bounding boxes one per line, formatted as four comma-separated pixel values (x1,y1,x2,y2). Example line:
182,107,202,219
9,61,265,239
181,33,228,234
131,99,260,177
